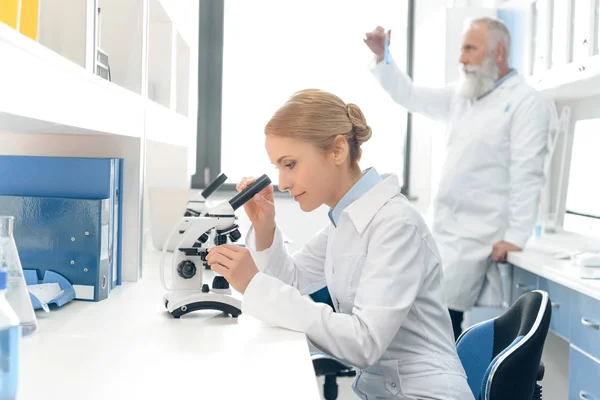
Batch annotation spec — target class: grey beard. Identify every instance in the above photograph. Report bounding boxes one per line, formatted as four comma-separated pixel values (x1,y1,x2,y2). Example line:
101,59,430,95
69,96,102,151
456,57,500,100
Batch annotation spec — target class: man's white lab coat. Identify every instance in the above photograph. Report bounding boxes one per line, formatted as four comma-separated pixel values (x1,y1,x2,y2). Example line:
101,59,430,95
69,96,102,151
371,59,555,311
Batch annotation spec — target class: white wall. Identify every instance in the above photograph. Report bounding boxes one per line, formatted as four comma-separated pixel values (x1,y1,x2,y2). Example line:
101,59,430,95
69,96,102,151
144,139,190,249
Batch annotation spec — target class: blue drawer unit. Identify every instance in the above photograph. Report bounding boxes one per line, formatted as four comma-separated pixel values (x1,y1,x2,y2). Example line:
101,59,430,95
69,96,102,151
569,346,600,400
0,155,123,289
538,277,572,341
570,291,600,361
0,195,111,302
512,267,538,304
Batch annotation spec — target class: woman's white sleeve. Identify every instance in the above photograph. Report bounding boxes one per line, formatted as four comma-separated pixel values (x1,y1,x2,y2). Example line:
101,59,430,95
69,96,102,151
245,224,329,294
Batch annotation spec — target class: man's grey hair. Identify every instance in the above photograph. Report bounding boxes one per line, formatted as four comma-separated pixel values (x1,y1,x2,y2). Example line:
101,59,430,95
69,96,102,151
471,17,511,56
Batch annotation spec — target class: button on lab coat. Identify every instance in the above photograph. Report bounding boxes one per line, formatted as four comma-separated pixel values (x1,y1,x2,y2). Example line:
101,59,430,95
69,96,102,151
242,174,473,399
371,59,556,311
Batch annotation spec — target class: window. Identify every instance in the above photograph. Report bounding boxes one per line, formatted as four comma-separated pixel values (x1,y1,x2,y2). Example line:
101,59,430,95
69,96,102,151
532,0,550,74
563,119,600,238
571,0,592,62
551,0,571,66
218,0,411,187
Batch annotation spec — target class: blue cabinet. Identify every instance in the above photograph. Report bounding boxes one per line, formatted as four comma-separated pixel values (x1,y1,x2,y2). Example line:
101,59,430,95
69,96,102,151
570,291,600,361
569,346,600,400
538,277,572,341
511,267,538,303
509,264,600,399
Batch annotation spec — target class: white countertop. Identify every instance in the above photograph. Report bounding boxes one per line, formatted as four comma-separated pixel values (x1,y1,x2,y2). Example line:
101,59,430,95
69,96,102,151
508,230,600,302
19,250,320,400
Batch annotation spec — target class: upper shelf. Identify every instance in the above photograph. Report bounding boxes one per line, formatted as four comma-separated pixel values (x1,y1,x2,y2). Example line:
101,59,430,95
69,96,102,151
527,55,600,102
0,22,145,137
0,15,192,146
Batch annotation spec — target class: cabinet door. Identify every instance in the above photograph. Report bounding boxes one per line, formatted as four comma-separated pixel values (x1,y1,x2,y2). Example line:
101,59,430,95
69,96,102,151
570,291,600,361
569,346,600,400
511,267,538,304
538,277,571,340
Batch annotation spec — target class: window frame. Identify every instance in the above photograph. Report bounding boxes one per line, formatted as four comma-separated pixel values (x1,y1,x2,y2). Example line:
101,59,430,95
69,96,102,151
192,0,416,198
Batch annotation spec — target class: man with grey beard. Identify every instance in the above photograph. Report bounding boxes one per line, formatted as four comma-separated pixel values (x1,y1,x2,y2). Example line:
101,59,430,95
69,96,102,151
365,17,556,339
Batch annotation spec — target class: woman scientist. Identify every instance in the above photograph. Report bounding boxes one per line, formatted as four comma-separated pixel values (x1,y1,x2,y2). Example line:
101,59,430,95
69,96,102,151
205,89,474,400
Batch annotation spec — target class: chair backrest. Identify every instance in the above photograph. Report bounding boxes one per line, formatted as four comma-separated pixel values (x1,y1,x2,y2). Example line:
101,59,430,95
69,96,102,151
310,286,335,309
456,290,551,400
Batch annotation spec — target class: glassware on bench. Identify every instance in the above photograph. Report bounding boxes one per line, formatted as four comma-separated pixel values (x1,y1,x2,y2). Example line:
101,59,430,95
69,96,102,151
0,216,37,336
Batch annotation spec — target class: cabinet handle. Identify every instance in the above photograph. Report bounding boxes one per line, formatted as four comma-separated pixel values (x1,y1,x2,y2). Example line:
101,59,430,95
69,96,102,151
515,283,533,291
581,318,600,330
551,302,560,309
579,391,589,399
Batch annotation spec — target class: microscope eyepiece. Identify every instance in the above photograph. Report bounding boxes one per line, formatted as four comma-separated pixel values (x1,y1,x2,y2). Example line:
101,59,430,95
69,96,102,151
228,174,272,211
201,173,228,199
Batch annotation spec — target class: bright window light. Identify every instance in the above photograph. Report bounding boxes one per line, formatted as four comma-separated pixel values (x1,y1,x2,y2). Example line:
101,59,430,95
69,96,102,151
221,0,409,186
563,119,600,238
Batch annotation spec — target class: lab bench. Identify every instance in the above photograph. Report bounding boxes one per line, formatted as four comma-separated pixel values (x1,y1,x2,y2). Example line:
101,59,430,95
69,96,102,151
506,231,600,400
19,249,321,400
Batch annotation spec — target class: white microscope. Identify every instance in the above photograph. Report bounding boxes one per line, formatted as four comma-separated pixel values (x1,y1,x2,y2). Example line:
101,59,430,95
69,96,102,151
184,172,228,217
160,174,271,318
161,173,229,252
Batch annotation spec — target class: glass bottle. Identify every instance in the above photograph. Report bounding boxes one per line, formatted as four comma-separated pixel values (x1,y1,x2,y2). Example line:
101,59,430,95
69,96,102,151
0,269,21,400
0,216,37,336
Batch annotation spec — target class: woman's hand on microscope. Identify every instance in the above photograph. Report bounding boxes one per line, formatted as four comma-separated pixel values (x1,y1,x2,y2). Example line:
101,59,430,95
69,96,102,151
206,245,259,294
237,176,276,251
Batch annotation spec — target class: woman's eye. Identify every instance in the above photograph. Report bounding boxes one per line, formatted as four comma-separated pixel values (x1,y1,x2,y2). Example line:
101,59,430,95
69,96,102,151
286,162,296,169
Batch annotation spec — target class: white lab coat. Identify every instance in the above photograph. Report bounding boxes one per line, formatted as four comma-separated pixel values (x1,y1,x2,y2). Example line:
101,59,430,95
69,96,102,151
242,174,474,399
371,58,555,311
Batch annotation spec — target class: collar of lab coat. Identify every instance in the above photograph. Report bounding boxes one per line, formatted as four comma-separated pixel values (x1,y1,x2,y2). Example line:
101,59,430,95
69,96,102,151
328,167,382,228
342,173,403,234
477,69,521,101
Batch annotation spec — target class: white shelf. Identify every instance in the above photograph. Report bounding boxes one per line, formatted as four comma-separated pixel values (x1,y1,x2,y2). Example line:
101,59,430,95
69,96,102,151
0,22,144,137
145,99,192,147
527,55,600,102
148,0,173,109
175,31,190,117
0,20,194,145
0,2,196,283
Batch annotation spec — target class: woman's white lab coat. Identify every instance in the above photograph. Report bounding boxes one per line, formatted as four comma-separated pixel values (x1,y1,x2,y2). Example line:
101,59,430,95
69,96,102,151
242,174,474,399
370,58,556,311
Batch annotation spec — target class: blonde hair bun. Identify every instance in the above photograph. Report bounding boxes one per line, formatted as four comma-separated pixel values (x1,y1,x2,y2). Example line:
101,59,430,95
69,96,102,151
346,103,372,146
265,89,372,165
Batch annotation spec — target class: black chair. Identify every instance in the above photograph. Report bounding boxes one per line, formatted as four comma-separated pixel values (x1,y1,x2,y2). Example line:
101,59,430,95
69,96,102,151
456,290,551,400
309,287,356,400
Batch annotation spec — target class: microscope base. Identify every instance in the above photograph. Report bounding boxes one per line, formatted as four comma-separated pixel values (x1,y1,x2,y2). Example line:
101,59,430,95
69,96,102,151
163,291,242,318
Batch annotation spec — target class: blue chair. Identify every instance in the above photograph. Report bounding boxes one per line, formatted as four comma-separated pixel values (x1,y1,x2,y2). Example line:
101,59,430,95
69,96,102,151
456,290,551,400
309,287,356,400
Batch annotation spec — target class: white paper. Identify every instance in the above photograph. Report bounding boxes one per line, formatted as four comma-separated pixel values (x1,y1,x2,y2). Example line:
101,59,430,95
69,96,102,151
28,283,64,312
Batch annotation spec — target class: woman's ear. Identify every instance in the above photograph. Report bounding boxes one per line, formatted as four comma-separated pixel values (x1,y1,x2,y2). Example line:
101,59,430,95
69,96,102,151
330,135,349,166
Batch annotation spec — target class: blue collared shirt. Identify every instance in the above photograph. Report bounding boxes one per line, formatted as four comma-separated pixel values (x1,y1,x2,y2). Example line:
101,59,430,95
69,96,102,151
328,167,382,228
